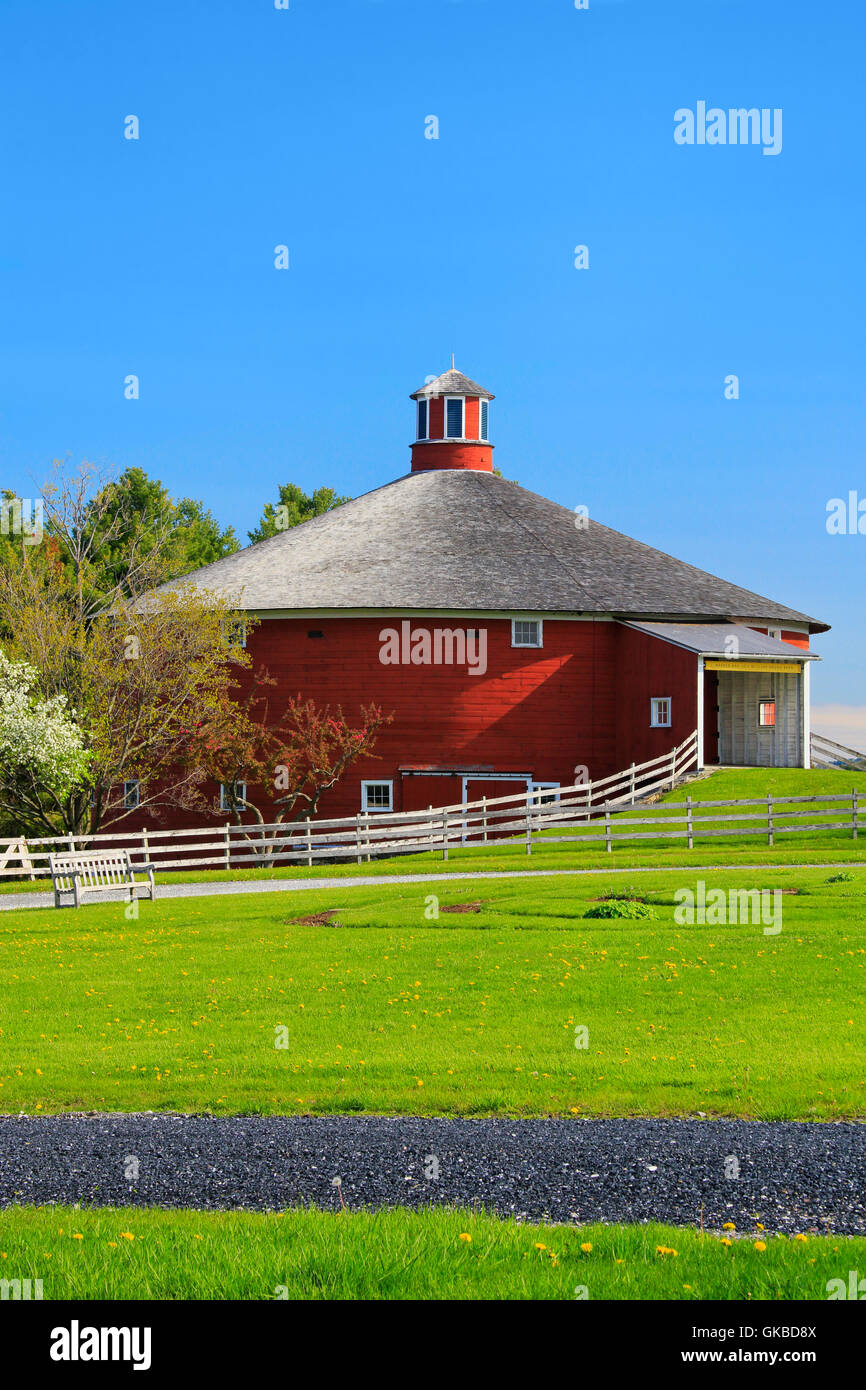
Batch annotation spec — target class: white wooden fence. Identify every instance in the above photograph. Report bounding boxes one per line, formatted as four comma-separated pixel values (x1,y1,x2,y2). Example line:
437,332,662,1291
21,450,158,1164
0,731,699,879
810,732,866,770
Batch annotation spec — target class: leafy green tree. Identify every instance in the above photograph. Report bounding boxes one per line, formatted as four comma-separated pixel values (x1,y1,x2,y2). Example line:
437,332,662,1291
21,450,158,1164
82,466,239,596
248,483,350,544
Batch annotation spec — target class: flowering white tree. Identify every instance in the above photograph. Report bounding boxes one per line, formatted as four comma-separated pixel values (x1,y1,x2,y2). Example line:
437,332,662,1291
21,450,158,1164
0,652,91,836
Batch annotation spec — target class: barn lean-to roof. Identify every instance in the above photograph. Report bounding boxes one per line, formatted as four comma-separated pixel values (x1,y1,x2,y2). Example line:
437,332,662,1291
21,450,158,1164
156,469,828,633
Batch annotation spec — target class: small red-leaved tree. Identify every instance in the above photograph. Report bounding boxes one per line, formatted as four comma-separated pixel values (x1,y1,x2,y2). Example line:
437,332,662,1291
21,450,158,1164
195,674,392,860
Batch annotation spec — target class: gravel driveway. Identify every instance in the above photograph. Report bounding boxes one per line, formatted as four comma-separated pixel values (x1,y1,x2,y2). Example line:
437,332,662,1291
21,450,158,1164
1,1114,863,1234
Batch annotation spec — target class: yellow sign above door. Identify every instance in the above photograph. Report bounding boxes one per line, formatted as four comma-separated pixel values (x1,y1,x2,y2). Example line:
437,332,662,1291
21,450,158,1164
705,660,802,674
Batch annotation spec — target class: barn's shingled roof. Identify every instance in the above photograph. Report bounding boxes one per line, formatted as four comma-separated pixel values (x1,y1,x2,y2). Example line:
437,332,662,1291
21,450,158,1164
158,469,827,632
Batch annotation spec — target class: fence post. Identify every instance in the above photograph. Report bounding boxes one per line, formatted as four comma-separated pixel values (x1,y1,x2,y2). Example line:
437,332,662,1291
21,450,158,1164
630,763,635,805
356,813,363,865
525,801,532,856
141,827,149,869
223,823,230,870
686,795,693,851
605,807,612,853
670,748,676,791
306,819,313,868
767,796,774,848
585,783,591,822
482,796,488,843
442,807,449,861
427,805,434,851
854,788,859,841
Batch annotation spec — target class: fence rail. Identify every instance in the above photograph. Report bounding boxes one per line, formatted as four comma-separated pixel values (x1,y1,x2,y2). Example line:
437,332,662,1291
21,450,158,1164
0,729,711,879
811,731,866,770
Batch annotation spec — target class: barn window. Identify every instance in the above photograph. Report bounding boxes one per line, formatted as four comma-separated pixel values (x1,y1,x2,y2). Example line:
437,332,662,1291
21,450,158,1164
512,619,542,648
759,700,776,727
361,781,393,812
123,779,140,809
529,782,560,807
445,397,464,438
220,782,246,811
480,399,489,440
417,399,428,440
650,697,671,727
223,619,246,650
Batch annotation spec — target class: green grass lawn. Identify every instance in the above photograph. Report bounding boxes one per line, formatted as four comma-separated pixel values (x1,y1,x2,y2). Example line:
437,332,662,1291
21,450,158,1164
0,1204,858,1300
3,768,865,897
1,865,863,1119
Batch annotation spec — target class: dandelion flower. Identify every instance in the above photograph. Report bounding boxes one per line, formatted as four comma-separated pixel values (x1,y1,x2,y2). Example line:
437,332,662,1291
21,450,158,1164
754,1241,767,1252
120,1232,135,1241
580,1242,593,1253
720,1238,733,1247
459,1233,472,1243
722,1222,736,1231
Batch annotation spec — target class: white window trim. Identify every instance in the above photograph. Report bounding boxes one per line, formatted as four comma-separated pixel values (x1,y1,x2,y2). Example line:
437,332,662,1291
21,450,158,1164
361,780,394,813
220,781,246,811
511,618,543,648
650,697,671,728
417,398,428,441
758,699,776,728
444,395,464,440
123,778,140,809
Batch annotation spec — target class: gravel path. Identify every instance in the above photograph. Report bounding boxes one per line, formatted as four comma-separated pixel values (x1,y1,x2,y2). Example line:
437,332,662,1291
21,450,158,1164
2,861,863,912
1,1114,863,1234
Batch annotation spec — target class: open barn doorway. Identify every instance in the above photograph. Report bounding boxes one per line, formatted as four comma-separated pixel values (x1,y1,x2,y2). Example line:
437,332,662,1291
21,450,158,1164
716,668,803,766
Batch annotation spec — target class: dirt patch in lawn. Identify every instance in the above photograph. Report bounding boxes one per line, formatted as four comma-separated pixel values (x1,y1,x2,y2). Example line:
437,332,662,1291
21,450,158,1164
440,901,486,914
286,910,343,927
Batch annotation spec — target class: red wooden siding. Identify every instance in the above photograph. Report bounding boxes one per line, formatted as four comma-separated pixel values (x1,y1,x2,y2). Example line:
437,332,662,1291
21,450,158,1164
123,616,631,830
613,625,698,767
428,397,444,438
749,627,810,651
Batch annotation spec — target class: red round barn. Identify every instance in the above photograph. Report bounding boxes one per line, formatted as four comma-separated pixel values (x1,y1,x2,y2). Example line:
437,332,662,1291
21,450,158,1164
144,364,827,827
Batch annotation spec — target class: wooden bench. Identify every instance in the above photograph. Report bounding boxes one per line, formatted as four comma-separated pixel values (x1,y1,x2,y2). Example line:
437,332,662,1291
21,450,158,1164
48,849,156,909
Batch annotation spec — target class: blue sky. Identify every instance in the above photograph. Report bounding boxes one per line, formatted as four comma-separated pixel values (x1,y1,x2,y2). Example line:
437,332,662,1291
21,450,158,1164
1,0,864,729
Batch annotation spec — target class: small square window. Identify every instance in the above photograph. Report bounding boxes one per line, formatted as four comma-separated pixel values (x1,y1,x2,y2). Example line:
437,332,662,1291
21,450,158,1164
361,781,393,812
512,619,542,648
445,398,463,439
223,620,246,650
123,779,140,809
417,399,428,440
650,697,671,728
220,782,246,811
759,700,776,727
530,782,560,807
